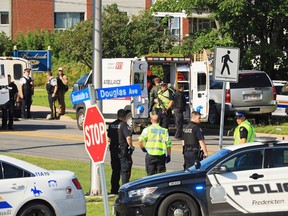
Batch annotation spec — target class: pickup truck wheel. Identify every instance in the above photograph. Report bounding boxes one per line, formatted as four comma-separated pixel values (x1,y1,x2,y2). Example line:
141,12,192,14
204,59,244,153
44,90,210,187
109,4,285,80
158,193,199,216
255,114,271,125
77,109,85,130
208,105,220,125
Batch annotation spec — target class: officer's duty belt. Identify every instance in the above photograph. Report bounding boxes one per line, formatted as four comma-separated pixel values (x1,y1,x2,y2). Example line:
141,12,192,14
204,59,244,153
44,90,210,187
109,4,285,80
183,145,198,152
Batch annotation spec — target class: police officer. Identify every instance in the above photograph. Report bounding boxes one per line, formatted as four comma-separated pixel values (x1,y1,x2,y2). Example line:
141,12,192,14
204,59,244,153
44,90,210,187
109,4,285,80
19,68,34,119
173,84,186,139
1,74,18,130
149,77,161,114
107,109,133,194
45,71,58,120
56,67,68,117
183,111,208,170
154,81,174,129
234,112,256,144
138,114,172,176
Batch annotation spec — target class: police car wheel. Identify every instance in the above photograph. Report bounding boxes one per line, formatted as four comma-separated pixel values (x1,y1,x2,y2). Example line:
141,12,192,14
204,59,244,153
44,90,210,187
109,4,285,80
158,193,199,216
77,108,85,130
18,203,55,216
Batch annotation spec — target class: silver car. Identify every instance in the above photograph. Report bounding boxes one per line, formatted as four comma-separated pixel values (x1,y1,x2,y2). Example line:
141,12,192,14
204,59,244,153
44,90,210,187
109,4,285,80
209,70,277,124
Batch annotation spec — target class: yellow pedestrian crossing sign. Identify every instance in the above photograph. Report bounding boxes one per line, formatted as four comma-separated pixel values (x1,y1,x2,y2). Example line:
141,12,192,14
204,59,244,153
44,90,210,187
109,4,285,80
213,47,240,83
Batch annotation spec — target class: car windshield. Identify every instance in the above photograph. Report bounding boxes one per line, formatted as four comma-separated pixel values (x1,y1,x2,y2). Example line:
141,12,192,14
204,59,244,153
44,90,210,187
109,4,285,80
230,73,271,88
188,148,231,172
76,73,89,85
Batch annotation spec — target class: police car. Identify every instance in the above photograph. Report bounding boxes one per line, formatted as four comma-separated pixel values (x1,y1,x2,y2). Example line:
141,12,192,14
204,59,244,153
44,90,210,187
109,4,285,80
272,80,288,116
114,137,288,215
0,155,86,216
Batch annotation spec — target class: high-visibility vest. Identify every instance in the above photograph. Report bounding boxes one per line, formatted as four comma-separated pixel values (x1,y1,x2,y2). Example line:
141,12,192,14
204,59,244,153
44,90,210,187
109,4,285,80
234,120,256,144
155,89,172,109
139,124,171,156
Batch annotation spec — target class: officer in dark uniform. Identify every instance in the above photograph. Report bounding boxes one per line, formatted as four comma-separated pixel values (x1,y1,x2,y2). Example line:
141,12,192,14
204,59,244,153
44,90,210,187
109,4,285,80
19,68,34,119
173,84,186,139
183,111,208,170
107,109,134,194
1,74,18,130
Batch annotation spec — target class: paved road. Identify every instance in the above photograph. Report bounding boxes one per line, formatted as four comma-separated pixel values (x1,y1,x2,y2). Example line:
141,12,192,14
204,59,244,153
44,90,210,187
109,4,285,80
0,106,236,171
1,106,285,171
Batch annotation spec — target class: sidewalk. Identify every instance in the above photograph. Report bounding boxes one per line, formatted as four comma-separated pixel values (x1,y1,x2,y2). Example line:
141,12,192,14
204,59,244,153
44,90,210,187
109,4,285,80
31,105,75,122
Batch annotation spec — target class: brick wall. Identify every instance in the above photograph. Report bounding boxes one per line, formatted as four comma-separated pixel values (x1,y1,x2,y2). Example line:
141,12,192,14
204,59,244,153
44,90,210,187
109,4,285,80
145,0,151,9
86,0,92,19
12,0,54,39
182,18,189,38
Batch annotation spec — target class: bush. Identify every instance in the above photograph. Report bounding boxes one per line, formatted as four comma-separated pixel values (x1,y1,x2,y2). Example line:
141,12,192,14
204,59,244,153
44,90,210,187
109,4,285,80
33,60,90,88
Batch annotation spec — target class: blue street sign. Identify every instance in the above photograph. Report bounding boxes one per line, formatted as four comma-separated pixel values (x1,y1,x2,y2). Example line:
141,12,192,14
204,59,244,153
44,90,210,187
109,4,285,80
96,84,142,100
70,88,90,105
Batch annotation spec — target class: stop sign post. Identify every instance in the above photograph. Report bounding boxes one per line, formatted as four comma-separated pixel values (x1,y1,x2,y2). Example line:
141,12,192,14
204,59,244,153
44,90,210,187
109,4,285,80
83,105,108,164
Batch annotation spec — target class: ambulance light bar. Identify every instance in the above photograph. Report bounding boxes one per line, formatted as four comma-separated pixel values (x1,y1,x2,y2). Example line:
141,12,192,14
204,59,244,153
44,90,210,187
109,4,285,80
145,56,191,63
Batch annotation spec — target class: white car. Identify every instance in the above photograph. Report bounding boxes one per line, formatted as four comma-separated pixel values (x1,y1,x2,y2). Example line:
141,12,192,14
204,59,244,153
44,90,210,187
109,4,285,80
272,80,288,116
0,155,86,216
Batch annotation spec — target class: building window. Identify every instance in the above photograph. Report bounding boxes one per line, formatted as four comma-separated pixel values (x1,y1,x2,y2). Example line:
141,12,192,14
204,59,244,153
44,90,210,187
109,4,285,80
169,17,181,40
0,12,9,24
190,18,216,34
54,12,85,29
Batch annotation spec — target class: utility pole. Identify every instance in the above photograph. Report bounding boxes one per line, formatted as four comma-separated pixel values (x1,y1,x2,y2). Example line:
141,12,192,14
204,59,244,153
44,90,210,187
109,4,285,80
90,0,103,195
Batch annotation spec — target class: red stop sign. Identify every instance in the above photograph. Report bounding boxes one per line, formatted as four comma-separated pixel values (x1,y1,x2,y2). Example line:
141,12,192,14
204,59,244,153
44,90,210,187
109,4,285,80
83,105,107,163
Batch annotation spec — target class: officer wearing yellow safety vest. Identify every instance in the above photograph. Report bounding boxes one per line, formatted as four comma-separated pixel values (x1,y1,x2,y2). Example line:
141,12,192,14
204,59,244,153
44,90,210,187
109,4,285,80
154,81,174,129
138,115,172,176
233,112,256,144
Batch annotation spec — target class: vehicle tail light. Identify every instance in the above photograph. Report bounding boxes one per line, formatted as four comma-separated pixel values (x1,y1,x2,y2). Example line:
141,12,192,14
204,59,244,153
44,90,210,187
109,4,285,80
272,86,277,100
225,89,231,103
72,178,82,190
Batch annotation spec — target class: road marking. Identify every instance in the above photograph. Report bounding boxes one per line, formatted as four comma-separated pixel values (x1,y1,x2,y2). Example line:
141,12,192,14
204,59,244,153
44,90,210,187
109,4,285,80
1,131,83,141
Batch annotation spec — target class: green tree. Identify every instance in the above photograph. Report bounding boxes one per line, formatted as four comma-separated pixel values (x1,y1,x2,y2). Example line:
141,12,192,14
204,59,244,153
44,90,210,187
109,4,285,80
102,3,132,58
129,10,175,56
0,32,13,56
152,0,288,77
56,18,93,68
14,29,54,50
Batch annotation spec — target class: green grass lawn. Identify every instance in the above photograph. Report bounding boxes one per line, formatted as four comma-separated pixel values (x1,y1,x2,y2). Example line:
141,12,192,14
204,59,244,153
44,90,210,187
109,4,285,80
33,88,73,109
3,153,146,216
33,88,76,119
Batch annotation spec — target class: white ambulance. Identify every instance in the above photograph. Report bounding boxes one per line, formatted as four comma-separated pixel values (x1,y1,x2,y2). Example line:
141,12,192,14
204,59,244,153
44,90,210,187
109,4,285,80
0,57,31,116
72,57,210,132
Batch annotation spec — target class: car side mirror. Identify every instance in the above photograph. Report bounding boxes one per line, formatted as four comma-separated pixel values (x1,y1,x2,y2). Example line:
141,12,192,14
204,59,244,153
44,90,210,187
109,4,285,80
210,165,228,174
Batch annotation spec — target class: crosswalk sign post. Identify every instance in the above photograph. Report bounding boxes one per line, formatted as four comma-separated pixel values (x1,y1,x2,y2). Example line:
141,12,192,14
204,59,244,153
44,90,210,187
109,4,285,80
213,47,240,149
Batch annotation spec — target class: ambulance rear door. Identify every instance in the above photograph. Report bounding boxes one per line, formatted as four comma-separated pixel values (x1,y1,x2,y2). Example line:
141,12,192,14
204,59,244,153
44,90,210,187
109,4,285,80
0,57,31,87
131,60,149,119
191,61,209,120
0,63,9,105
